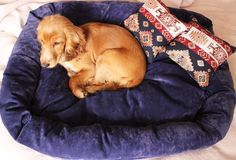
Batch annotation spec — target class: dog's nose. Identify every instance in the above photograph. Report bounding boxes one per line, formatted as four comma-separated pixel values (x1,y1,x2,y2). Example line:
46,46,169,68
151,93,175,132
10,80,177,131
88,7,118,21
41,63,50,68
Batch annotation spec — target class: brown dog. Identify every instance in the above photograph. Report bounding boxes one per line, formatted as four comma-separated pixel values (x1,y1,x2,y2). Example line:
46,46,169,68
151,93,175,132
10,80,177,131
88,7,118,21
37,14,146,98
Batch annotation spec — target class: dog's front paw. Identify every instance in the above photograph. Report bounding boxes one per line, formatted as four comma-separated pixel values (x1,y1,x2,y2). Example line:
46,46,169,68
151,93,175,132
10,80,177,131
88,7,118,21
72,88,88,99
85,85,98,94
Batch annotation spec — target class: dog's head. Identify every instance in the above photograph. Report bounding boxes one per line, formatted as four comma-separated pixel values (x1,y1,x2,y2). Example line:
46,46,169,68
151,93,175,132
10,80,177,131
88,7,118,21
37,14,86,68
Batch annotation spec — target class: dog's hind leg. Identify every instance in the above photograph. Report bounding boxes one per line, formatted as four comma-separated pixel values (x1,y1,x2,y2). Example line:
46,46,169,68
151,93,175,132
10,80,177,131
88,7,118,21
85,81,120,94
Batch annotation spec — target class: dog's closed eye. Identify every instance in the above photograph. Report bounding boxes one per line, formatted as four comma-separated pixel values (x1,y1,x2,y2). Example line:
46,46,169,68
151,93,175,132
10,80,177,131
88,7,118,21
53,42,61,47
53,41,64,48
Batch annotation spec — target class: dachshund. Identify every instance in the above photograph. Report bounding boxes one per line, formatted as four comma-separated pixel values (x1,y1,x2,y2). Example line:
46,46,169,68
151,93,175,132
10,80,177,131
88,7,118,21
37,14,146,98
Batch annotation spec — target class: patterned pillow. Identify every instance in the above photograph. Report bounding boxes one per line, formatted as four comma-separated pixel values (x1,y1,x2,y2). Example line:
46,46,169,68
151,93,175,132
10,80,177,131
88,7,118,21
124,0,187,63
166,22,234,87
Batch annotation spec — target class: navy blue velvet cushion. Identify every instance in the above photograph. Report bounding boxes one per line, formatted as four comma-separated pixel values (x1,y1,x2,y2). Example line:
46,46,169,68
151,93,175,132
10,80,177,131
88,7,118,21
0,1,235,159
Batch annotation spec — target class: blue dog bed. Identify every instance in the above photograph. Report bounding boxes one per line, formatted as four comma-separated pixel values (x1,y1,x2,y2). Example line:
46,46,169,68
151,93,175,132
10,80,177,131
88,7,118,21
0,1,235,159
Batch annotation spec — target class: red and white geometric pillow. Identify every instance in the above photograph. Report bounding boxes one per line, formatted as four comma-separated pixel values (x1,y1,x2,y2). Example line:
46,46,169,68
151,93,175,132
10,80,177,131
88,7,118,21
166,22,234,87
179,22,233,71
141,0,187,41
124,0,234,87
124,0,187,62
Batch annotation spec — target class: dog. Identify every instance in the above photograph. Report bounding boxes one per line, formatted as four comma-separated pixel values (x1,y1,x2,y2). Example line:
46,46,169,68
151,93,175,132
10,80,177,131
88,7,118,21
37,14,146,98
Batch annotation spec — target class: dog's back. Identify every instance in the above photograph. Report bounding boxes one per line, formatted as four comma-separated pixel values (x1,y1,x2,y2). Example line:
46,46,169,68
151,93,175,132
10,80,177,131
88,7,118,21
80,22,146,86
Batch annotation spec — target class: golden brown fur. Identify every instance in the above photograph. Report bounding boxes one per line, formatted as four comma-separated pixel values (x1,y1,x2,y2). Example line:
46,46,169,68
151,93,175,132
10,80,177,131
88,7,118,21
37,14,146,98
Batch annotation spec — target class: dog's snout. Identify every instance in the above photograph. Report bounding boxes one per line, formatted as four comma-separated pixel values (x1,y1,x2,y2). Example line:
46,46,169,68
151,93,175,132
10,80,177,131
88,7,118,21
41,63,50,68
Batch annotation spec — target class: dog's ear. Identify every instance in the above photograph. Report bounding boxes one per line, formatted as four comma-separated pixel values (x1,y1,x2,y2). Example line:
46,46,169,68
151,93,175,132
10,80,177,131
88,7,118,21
64,26,86,61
